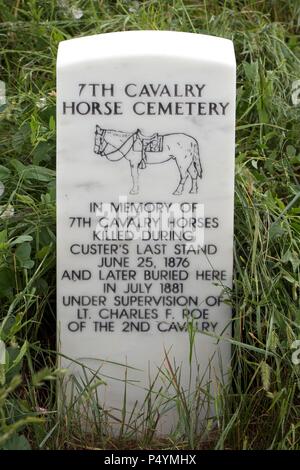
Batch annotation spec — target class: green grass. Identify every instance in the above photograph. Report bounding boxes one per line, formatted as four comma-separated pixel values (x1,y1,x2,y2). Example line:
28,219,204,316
0,0,300,450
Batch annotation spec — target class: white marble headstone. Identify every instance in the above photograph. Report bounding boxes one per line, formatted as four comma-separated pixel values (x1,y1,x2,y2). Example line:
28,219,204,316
57,31,236,433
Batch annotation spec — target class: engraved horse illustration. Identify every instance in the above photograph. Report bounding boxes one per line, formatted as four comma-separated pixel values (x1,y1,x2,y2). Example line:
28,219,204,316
94,125,202,195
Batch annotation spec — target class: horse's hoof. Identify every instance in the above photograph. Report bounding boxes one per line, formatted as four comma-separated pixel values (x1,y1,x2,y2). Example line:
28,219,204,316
189,190,198,194
130,189,139,195
173,190,182,196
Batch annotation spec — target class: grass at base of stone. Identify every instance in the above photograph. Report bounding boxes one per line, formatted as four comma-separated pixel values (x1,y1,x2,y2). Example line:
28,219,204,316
0,0,300,450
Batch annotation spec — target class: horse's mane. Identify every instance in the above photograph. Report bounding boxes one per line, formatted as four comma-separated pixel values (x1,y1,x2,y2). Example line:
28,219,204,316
104,129,132,138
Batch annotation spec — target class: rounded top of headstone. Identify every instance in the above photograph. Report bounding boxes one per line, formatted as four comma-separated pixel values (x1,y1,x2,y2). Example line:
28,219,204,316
57,31,235,69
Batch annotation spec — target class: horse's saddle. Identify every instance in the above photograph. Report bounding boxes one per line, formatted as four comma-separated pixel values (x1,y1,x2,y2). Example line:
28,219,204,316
133,133,164,153
143,134,164,152
133,132,164,169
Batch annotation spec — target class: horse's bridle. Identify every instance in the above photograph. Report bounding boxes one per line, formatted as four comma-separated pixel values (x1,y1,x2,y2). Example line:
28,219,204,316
95,128,138,159
95,128,108,156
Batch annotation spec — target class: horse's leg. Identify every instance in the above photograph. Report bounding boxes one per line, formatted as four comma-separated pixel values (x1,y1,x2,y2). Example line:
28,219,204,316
129,161,140,195
188,163,198,194
173,159,190,195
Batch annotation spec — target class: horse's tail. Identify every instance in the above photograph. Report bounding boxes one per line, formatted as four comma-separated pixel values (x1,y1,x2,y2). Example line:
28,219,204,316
192,140,202,178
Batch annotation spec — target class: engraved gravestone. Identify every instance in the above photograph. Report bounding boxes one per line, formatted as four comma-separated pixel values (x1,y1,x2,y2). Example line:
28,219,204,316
57,31,236,432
